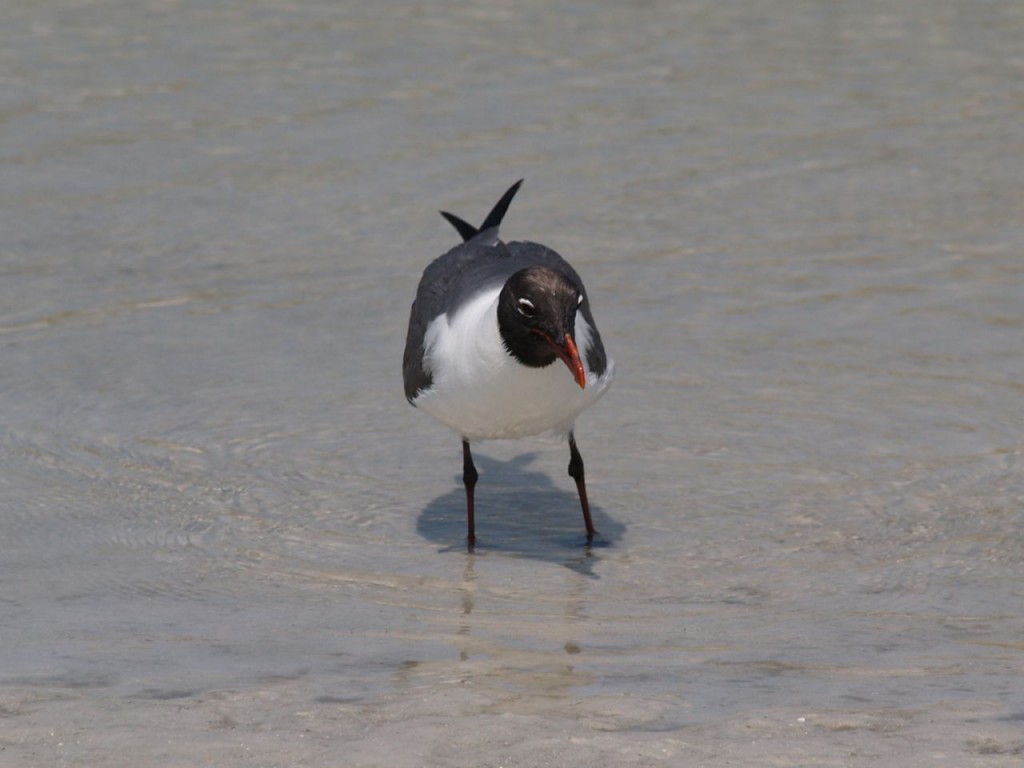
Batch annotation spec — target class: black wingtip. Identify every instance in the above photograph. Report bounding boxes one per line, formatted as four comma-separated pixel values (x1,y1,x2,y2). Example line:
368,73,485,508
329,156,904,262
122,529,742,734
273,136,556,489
440,210,479,242
479,179,524,233
439,179,525,243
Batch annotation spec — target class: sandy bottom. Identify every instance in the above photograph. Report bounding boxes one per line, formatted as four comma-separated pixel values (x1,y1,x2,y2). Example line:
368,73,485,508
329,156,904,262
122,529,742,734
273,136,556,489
3,683,1021,767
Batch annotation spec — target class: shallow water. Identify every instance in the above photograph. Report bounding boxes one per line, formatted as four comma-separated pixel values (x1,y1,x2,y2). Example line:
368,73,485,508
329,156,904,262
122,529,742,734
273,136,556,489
2,0,1023,756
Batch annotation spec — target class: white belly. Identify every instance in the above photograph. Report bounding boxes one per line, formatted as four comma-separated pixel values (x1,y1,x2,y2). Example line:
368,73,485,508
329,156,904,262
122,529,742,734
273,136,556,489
413,290,613,440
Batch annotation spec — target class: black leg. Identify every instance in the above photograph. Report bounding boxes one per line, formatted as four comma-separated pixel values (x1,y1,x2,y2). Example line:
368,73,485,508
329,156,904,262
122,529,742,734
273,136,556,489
567,432,596,543
462,439,478,547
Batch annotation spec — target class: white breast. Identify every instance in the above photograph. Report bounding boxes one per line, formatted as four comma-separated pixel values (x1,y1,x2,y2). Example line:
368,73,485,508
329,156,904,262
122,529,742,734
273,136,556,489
413,289,614,440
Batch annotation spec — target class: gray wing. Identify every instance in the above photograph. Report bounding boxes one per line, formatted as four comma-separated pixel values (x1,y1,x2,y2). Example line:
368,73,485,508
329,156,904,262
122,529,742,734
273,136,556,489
405,181,526,403
402,237,512,403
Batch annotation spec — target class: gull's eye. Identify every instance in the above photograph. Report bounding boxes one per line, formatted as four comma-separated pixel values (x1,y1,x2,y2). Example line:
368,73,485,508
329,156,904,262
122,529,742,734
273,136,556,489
517,297,536,317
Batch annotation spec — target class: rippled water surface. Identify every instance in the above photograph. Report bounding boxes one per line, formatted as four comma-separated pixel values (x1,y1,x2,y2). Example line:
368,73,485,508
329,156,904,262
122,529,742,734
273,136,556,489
2,0,1023,746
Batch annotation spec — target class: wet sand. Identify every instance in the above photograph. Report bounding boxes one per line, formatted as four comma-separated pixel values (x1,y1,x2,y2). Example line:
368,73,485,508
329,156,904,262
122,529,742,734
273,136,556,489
2,0,1023,765
3,683,1022,766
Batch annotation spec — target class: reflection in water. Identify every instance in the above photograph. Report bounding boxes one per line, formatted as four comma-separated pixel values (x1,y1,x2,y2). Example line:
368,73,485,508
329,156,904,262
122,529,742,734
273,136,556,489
410,550,598,717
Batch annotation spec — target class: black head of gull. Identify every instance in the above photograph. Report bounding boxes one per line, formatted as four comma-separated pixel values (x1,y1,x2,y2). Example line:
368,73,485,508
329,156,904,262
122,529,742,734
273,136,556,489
497,265,587,388
403,180,613,548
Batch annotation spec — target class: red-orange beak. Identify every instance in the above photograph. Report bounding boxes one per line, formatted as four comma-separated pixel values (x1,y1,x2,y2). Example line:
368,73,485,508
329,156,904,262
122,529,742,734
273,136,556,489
555,334,587,389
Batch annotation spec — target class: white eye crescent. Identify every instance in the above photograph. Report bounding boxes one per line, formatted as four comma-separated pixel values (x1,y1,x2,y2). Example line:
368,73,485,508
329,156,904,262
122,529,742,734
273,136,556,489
517,297,536,316
577,295,584,306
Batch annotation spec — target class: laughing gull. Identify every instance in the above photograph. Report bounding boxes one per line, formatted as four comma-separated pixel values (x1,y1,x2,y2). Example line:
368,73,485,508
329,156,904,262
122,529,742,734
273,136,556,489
402,180,614,546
